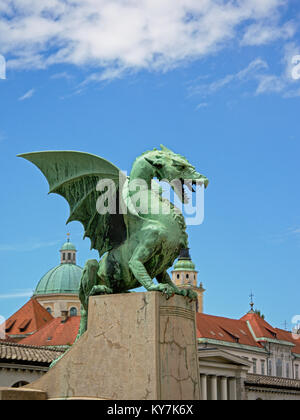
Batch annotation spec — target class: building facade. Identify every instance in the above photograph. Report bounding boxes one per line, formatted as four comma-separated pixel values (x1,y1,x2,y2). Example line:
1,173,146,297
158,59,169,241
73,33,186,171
197,311,300,400
0,340,64,388
1,244,299,399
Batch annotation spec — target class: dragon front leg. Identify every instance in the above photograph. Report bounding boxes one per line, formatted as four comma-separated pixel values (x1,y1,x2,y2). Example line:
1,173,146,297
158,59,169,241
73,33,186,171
128,241,175,299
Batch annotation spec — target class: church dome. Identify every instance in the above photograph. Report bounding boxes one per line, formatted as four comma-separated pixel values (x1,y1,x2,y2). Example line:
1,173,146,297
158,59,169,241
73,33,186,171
60,241,76,251
33,263,82,296
33,236,82,296
173,259,196,271
173,248,196,271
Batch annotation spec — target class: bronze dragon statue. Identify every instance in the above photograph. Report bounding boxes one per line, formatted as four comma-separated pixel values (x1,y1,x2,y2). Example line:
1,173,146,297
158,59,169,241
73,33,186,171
19,145,208,342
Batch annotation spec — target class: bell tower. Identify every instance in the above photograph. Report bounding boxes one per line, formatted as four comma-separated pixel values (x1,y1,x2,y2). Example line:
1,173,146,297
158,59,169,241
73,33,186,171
172,248,205,313
60,233,77,264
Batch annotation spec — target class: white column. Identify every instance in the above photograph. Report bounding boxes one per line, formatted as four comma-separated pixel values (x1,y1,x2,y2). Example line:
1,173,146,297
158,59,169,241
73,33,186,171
229,377,237,400
220,376,228,400
210,375,217,400
200,374,207,400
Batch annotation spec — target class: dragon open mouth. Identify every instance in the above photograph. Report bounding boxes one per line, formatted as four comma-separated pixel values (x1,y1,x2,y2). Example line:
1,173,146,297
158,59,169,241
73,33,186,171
174,178,197,204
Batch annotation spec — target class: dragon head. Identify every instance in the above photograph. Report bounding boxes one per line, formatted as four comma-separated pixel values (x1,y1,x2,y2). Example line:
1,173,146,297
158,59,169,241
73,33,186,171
144,145,209,204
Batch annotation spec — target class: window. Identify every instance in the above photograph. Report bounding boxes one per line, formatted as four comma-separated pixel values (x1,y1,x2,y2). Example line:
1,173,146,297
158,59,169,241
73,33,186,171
12,381,29,388
286,363,290,378
62,253,65,261
70,307,77,317
261,360,265,375
46,307,52,314
68,252,71,260
268,360,272,376
295,364,299,380
252,358,257,374
177,274,180,279
276,358,283,377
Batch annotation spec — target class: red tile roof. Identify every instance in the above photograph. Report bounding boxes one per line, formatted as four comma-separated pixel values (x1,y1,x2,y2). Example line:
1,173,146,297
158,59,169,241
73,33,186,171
240,312,278,340
274,327,300,355
246,373,300,389
196,312,263,348
240,312,300,354
0,340,64,364
20,316,80,347
292,336,300,355
197,311,300,355
2,298,53,339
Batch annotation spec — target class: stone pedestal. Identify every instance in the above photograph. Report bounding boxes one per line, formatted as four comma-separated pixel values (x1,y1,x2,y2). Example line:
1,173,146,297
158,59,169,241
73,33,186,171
4,292,200,400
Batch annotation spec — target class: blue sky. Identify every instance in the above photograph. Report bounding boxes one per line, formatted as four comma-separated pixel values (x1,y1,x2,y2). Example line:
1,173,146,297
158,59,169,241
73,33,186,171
0,0,300,329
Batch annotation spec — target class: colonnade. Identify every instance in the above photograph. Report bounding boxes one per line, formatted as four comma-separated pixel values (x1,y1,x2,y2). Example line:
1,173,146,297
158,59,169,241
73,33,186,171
200,374,237,400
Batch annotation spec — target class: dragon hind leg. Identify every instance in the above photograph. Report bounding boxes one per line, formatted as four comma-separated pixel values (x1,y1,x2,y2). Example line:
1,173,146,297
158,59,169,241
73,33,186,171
76,258,111,340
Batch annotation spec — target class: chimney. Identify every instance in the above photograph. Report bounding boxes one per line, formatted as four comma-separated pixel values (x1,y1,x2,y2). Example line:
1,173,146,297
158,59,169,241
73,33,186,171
61,310,69,323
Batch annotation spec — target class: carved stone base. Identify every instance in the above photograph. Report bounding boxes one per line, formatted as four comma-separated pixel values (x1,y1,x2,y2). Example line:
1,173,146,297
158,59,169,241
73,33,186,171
6,292,200,400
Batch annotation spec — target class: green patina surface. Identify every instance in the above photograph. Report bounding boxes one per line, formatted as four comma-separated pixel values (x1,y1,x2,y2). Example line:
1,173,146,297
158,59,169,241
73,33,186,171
19,145,208,350
34,263,82,296
60,241,77,251
173,258,196,271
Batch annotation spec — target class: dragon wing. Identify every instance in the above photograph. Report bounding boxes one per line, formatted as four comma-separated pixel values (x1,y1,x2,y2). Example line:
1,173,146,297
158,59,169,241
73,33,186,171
18,151,128,257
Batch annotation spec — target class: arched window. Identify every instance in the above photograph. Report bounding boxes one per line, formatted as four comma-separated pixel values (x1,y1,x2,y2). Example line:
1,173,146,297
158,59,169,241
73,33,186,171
12,381,29,388
62,253,66,261
68,252,71,260
70,307,77,317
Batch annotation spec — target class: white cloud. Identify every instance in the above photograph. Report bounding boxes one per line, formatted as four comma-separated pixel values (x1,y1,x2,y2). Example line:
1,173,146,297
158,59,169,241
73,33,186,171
255,74,285,94
254,43,300,96
188,43,300,99
0,239,60,252
241,20,296,46
188,57,269,96
18,88,35,101
0,0,295,79
0,289,33,299
50,71,73,80
195,102,209,110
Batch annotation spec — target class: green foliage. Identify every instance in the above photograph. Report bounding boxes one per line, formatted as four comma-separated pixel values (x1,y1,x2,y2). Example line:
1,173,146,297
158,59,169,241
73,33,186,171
254,309,265,319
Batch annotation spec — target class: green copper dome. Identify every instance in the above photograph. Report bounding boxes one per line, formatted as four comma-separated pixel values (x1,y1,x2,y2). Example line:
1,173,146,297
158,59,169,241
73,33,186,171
33,263,82,296
173,248,196,272
173,259,196,271
60,241,76,251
